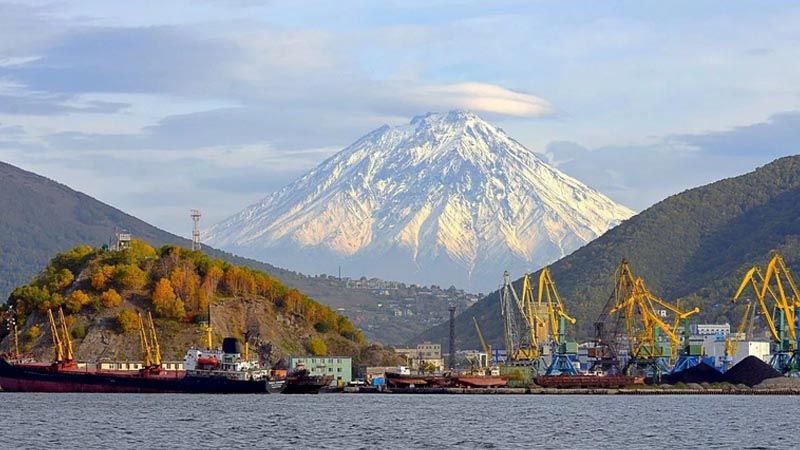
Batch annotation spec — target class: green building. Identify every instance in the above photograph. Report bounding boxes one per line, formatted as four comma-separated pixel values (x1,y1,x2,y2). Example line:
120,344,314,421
289,356,353,387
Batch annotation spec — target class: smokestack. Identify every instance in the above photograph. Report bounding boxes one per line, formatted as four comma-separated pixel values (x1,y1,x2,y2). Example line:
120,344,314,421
448,305,456,371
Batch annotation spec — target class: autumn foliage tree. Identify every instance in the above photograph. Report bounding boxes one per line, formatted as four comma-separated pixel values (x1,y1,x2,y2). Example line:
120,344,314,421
307,336,328,356
198,265,223,313
114,264,147,291
91,265,116,291
100,289,123,308
222,266,256,297
65,290,91,313
169,266,200,312
116,309,139,333
151,278,185,319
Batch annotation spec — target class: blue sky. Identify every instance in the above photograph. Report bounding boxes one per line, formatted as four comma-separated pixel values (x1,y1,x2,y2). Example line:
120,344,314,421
1,1,799,236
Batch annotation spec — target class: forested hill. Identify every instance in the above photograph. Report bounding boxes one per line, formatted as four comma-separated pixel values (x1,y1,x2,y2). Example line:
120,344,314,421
0,161,394,339
0,241,398,366
420,155,800,348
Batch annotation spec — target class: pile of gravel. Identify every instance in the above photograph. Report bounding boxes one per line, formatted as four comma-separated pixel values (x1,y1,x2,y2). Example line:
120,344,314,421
723,356,782,387
663,362,725,384
753,377,800,389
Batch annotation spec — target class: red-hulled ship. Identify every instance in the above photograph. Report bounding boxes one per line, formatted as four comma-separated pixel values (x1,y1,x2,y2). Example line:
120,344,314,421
0,309,285,394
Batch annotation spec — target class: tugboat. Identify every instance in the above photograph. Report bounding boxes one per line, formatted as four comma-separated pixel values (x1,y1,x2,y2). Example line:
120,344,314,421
282,361,334,394
0,308,285,393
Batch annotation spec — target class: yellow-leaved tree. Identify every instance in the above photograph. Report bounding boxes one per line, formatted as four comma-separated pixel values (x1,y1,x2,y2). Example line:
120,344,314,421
152,278,185,319
65,290,91,314
116,309,139,333
307,336,328,356
100,289,123,308
170,266,200,313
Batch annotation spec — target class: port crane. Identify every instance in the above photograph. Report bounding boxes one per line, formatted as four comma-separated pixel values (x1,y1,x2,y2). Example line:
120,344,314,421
147,312,161,367
137,312,153,367
47,307,74,364
48,309,64,363
3,309,20,358
499,271,544,367
725,302,755,368
137,311,162,370
471,317,499,375
608,260,700,380
733,254,799,375
537,267,578,376
588,260,639,374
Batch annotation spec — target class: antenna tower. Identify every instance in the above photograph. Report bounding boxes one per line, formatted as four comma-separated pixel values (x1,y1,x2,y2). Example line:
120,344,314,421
191,209,202,251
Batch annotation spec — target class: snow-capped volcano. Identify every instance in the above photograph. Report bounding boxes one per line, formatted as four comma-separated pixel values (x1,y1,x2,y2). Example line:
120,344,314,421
205,111,634,292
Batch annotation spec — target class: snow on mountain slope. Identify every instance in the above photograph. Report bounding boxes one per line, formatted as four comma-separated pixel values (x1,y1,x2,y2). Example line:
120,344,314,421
205,111,634,292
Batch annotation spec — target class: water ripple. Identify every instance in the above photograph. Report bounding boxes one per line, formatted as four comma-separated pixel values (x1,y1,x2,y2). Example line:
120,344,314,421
0,394,798,449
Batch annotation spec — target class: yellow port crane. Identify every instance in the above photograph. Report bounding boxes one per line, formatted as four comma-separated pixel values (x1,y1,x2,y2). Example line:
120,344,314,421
472,316,492,369
146,311,161,367
47,309,64,363
499,271,541,363
137,312,152,367
537,267,578,375
725,302,755,362
537,267,576,345
521,273,548,349
608,260,700,377
733,253,799,374
57,307,74,361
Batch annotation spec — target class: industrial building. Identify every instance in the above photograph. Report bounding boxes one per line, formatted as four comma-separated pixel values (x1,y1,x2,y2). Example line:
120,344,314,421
394,341,445,372
289,356,352,386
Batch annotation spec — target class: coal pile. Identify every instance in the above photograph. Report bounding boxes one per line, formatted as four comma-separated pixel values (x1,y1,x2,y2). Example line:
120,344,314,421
723,356,782,387
663,362,725,384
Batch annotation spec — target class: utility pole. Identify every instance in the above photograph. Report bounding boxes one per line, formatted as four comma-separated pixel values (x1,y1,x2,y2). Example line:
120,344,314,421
448,305,456,371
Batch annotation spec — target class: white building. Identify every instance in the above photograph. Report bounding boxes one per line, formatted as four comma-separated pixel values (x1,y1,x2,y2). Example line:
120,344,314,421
693,323,731,336
394,341,444,371
700,333,771,368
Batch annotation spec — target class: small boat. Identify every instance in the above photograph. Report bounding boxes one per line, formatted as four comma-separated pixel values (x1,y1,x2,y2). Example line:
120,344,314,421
282,362,334,394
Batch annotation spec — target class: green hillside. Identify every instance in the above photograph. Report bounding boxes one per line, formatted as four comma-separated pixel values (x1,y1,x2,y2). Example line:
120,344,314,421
0,241,398,366
420,155,800,349
0,161,417,343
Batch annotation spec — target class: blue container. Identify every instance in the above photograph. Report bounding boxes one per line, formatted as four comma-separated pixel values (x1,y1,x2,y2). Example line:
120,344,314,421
371,377,386,386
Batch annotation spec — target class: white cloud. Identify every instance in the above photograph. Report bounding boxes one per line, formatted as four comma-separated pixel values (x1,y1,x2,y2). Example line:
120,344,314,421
408,82,552,118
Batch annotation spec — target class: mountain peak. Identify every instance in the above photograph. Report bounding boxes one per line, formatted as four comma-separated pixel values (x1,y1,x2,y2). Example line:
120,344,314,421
411,110,482,125
205,113,634,292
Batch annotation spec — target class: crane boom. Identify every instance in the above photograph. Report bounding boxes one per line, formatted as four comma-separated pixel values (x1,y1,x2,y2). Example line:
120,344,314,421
147,311,161,366
472,316,491,368
137,312,152,367
47,309,63,363
57,307,73,361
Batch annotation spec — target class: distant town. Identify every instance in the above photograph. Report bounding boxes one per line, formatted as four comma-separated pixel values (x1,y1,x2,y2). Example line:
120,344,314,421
308,273,482,344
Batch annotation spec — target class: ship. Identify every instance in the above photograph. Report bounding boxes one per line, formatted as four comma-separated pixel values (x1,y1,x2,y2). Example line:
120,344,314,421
282,361,334,394
0,309,286,393
384,371,508,389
